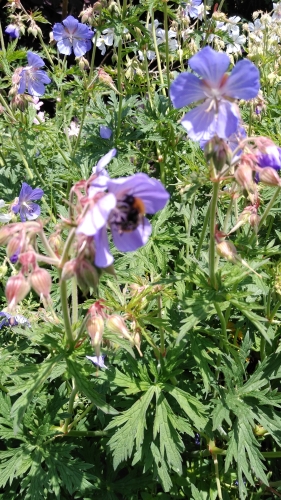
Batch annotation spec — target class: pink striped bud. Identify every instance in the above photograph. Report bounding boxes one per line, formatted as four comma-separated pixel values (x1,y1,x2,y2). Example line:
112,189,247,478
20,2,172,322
0,226,13,245
107,315,133,342
234,163,254,191
30,267,52,299
6,273,30,309
87,316,104,356
216,241,237,262
257,167,281,187
6,235,23,258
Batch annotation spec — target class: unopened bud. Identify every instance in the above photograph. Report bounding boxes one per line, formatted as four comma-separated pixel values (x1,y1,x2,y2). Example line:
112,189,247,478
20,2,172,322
234,163,254,191
6,235,23,259
76,260,99,294
205,136,232,172
256,167,281,186
61,259,76,281
0,226,13,245
30,267,52,299
87,316,104,356
216,240,237,262
107,315,133,342
134,332,143,357
249,213,261,229
6,273,30,308
77,56,90,71
48,232,63,256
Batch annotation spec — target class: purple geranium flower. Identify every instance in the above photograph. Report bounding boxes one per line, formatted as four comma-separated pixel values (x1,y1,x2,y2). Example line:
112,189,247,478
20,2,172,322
0,311,30,329
5,24,20,39
92,148,116,177
53,16,95,57
100,125,112,140
12,182,44,222
255,144,281,183
18,52,51,97
77,171,170,267
86,354,107,369
184,0,203,19
170,46,260,142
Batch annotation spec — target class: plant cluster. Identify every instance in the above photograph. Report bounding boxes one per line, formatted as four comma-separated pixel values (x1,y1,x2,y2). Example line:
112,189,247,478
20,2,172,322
1,0,281,499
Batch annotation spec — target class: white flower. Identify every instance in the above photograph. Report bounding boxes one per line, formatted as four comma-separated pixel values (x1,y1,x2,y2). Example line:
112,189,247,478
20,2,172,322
96,37,107,56
226,29,246,54
0,200,12,223
68,121,80,137
248,19,264,41
156,28,179,51
272,2,281,20
31,96,43,110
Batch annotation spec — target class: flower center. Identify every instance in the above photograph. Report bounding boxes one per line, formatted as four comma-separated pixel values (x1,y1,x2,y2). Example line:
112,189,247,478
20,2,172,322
110,195,145,233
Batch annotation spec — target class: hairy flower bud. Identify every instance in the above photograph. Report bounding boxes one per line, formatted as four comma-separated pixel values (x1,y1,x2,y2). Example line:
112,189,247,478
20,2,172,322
6,235,23,259
107,315,133,342
216,240,237,262
204,137,232,172
87,316,104,356
6,273,30,309
256,167,281,186
0,262,8,279
234,163,255,191
61,259,76,281
30,267,52,299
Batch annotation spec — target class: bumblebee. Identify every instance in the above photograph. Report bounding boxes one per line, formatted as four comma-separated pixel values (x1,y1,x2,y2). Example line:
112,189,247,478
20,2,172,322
114,195,145,232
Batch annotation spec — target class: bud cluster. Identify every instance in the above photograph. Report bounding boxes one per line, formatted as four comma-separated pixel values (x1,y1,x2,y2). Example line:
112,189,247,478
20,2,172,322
0,222,52,309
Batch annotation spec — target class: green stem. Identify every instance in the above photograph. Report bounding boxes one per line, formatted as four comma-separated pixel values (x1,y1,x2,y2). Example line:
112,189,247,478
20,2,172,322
39,230,58,260
68,402,94,430
163,1,170,92
71,277,78,325
213,455,223,500
63,379,77,433
249,186,281,245
214,302,228,350
195,203,210,259
269,299,281,321
209,180,220,289
150,9,166,96
185,195,196,257
59,228,76,348
157,294,165,355
0,22,6,55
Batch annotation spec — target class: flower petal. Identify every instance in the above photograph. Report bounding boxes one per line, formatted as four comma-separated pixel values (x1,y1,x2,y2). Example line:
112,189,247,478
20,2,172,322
100,126,112,139
169,73,206,109
57,39,73,55
27,79,47,97
223,59,260,100
18,71,27,94
111,217,152,251
27,52,45,68
53,23,65,41
19,182,33,201
189,46,230,86
107,173,169,213
94,227,114,267
62,15,78,34
29,187,44,200
77,193,116,236
72,39,90,57
181,99,239,141
23,202,41,221
95,149,117,173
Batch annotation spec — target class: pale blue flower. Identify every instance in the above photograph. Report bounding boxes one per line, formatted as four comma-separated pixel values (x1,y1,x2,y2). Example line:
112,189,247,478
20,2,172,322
18,52,51,97
53,16,95,57
12,182,44,222
170,46,260,142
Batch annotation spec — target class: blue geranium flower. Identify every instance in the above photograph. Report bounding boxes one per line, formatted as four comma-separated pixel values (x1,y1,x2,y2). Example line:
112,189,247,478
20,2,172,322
5,24,20,39
170,46,260,142
0,311,30,329
12,182,44,222
53,16,95,57
18,52,51,97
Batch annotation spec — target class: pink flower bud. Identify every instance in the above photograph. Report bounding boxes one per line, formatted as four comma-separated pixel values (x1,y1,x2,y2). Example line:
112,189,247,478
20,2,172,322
106,315,133,342
234,163,254,191
256,167,281,186
30,267,52,299
18,251,37,272
61,259,76,281
87,316,104,356
0,226,13,245
216,241,237,262
6,273,30,309
6,235,23,258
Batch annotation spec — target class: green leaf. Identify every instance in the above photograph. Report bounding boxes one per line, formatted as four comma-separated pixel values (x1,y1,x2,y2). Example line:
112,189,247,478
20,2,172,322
163,384,207,430
153,389,183,474
106,386,156,469
66,358,118,415
150,442,173,493
10,354,64,432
